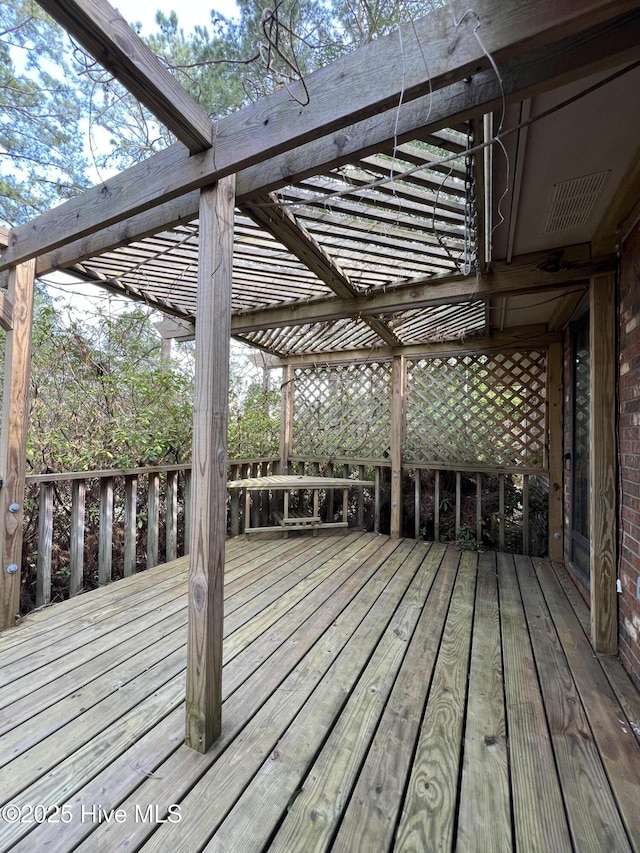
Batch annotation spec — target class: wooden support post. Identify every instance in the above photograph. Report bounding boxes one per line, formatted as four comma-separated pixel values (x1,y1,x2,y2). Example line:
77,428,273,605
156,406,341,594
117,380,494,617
590,273,617,654
147,471,160,569
124,474,137,576
547,341,564,561
98,477,113,586
69,479,86,597
186,175,235,752
36,482,54,607
390,356,406,539
166,470,178,562
0,260,35,629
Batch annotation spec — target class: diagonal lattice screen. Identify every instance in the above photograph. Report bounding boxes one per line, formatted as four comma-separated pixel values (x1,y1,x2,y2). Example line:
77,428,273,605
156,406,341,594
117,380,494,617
404,351,547,468
292,363,392,458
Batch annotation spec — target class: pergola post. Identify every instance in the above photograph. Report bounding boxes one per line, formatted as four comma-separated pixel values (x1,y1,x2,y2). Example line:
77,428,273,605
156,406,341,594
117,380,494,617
0,260,36,630
547,341,564,561
390,356,406,539
589,273,617,654
185,175,235,751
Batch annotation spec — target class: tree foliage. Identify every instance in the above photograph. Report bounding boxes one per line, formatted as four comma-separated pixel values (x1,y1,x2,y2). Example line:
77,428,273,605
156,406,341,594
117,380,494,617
0,1,89,226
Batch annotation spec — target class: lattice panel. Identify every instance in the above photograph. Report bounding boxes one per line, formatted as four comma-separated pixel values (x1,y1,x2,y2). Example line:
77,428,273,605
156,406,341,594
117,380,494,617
405,351,547,467
292,363,392,458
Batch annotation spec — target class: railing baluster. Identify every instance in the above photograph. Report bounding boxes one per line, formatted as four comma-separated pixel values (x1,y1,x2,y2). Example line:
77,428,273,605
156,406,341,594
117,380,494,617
476,472,482,545
358,464,365,529
415,468,421,540
147,471,160,569
374,466,381,534
70,479,86,597
229,463,240,537
124,474,137,576
166,470,178,562
499,473,505,551
455,471,462,539
98,476,113,586
523,474,530,556
36,482,54,607
184,469,192,554
434,469,440,542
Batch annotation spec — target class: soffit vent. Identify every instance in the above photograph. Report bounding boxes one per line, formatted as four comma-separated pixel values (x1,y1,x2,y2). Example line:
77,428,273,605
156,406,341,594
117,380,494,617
543,170,610,233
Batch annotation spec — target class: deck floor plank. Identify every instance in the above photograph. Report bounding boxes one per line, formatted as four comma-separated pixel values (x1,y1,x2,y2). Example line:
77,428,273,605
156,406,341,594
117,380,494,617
533,556,640,850
457,552,511,852
138,541,428,853
268,544,453,853
393,550,477,852
0,535,638,853
497,552,573,853
329,545,457,853
516,555,631,852
68,536,412,852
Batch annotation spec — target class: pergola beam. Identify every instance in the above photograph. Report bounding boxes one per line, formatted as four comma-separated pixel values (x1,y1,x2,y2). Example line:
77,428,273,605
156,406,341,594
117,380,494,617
280,325,560,366
37,0,214,154
241,193,402,346
8,0,640,272
230,252,614,334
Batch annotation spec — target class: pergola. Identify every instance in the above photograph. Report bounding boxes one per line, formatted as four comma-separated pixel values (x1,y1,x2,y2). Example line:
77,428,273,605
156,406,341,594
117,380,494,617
1,0,640,752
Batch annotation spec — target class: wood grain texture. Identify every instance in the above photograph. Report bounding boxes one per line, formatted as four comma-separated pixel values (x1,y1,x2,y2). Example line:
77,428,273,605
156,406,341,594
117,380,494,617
394,551,476,852
230,254,611,334
457,552,511,852
497,552,572,853
123,475,137,577
146,471,160,569
165,470,178,562
8,1,640,270
185,176,235,752
534,556,640,848
330,546,456,853
547,341,564,560
35,483,54,608
0,261,35,629
589,273,618,653
517,555,631,852
390,357,405,539
144,541,423,853
70,480,86,598
268,544,447,853
98,477,113,586
0,289,12,331
37,0,213,153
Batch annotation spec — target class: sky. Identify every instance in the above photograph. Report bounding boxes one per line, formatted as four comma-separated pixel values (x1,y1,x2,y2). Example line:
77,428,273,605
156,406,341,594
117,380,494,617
115,0,239,34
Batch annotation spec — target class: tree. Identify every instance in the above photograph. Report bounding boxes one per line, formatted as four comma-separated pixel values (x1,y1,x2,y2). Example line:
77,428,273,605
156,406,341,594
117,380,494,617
0,1,89,227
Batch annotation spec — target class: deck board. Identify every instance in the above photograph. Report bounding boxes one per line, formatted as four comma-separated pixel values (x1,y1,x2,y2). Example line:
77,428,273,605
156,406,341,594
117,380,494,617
0,532,638,853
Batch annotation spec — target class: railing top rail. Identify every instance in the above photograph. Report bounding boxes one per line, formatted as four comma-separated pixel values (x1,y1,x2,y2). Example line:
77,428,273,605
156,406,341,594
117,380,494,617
26,463,192,484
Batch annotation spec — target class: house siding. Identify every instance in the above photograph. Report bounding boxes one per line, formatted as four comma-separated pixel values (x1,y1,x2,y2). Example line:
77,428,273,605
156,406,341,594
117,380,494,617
619,220,640,689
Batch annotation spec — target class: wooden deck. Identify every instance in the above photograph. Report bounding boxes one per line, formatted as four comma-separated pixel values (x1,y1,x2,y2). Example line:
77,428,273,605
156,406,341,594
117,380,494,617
0,531,639,852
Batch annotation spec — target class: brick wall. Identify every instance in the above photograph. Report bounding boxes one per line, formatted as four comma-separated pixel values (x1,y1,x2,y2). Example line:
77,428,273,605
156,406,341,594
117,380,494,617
619,220,640,689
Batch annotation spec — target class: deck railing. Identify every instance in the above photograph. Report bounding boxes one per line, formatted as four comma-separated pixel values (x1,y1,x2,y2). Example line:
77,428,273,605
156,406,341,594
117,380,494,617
22,456,547,611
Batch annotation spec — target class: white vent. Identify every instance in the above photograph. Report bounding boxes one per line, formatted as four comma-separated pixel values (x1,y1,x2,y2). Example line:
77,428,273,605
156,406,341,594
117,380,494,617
543,171,610,233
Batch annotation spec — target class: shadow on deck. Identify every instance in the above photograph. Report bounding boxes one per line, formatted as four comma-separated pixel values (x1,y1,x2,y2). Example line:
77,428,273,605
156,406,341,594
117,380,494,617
0,531,639,851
